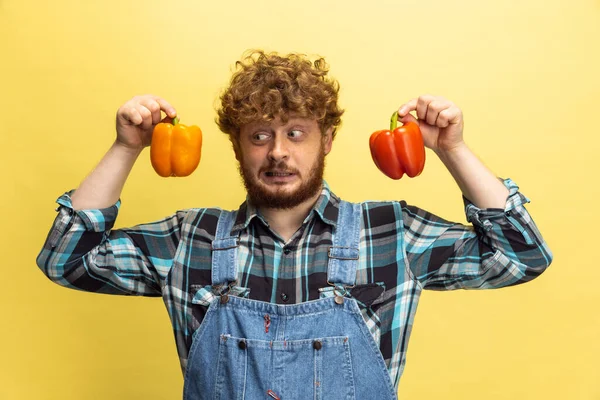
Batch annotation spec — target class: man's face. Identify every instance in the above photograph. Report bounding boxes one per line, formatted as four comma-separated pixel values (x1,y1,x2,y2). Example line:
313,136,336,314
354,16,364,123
235,116,333,209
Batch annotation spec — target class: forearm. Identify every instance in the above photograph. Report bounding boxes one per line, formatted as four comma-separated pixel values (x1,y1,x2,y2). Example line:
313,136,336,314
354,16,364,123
70,141,143,210
435,143,509,209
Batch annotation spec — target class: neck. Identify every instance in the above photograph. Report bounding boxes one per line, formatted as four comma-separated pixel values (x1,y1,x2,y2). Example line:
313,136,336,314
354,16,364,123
259,189,322,242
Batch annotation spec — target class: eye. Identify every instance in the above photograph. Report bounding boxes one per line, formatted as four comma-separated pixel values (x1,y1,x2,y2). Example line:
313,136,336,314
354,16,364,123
288,130,304,139
252,132,270,142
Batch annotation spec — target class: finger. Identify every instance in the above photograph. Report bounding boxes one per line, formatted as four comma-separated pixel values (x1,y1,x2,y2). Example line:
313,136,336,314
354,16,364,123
398,98,418,117
135,104,154,130
425,100,446,126
436,109,451,128
445,106,462,125
399,112,418,125
160,115,175,124
439,105,462,127
153,96,177,119
139,98,162,125
120,106,143,125
416,95,435,120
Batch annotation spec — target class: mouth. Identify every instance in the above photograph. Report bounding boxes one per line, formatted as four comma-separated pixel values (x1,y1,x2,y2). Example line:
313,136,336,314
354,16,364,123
262,169,297,184
265,171,295,177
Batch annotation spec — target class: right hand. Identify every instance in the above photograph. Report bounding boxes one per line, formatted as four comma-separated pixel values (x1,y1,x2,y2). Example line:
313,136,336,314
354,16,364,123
115,95,177,150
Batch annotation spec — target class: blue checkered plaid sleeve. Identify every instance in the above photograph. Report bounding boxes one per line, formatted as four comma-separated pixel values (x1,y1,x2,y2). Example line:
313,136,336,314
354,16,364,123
36,191,182,296
403,178,553,290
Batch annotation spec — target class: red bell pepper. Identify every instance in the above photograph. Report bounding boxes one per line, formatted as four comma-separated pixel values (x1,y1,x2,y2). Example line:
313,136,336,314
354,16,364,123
369,111,425,179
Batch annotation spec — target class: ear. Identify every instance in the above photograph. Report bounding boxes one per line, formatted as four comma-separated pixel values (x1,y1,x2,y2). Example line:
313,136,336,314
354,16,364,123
323,127,333,155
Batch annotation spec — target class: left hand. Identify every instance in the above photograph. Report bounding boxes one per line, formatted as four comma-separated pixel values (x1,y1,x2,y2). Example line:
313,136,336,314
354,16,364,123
397,95,465,154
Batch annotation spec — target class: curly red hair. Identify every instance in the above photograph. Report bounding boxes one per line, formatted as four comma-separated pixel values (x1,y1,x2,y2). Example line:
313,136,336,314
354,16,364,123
216,50,344,141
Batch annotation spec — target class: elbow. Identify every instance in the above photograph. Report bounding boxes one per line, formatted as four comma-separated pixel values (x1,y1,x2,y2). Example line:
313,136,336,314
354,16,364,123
36,251,72,286
531,241,553,275
513,242,554,284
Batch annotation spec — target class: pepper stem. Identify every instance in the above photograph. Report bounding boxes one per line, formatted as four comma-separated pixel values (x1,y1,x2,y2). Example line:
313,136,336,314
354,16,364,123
390,111,399,131
173,117,180,125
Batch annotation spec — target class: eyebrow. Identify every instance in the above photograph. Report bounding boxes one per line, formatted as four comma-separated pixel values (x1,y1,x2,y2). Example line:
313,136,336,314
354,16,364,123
249,121,311,132
286,120,311,129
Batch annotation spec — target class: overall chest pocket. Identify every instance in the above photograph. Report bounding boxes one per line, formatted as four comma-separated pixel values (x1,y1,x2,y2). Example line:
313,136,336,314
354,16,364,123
214,334,356,400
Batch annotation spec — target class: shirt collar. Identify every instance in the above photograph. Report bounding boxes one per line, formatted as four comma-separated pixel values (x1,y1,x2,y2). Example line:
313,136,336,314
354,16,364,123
231,180,340,232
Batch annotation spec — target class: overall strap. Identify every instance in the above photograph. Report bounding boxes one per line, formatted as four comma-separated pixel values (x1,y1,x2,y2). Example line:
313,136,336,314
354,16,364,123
327,201,361,287
211,210,239,286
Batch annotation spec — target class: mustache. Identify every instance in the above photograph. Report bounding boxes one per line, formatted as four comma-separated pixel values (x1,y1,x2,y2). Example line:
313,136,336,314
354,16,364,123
259,162,298,175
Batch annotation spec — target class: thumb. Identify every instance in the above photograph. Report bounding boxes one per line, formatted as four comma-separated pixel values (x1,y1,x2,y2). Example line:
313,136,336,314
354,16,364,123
160,116,175,124
399,112,418,126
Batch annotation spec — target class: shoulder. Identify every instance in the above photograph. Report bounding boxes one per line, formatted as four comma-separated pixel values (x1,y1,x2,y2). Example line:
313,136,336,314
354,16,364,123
175,207,235,238
334,198,409,227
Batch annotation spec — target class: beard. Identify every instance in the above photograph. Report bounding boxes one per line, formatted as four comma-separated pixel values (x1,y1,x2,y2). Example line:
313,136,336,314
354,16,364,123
238,146,326,210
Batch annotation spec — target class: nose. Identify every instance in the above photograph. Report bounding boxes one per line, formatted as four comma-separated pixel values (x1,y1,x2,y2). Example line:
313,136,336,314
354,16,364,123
268,135,289,162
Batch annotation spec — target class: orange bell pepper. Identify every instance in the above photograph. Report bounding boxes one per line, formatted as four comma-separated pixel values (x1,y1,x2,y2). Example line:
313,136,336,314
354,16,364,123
150,117,203,177
369,111,425,179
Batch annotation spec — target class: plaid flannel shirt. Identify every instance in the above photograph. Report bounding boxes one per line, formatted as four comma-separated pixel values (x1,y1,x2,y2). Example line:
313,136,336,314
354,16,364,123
36,178,552,388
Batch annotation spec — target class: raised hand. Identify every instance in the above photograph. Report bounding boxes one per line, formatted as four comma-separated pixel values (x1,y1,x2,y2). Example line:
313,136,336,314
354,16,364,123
115,95,177,150
397,95,464,154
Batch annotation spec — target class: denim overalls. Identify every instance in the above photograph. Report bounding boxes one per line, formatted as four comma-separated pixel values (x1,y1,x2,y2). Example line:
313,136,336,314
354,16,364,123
183,201,398,400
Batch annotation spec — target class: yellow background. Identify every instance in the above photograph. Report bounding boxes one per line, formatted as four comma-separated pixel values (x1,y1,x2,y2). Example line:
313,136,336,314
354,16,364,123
1,0,598,398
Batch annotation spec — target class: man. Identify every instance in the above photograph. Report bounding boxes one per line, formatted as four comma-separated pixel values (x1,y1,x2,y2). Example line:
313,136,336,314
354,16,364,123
37,50,552,399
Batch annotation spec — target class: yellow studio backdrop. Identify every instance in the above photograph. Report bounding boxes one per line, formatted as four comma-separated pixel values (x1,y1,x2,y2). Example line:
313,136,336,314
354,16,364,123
0,0,598,398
